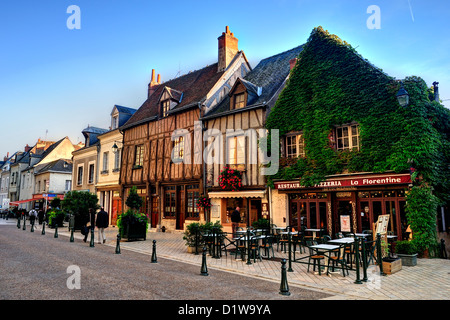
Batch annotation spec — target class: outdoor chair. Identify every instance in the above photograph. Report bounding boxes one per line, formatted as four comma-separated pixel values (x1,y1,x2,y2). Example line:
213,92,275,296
327,244,350,277
259,235,275,259
306,240,325,275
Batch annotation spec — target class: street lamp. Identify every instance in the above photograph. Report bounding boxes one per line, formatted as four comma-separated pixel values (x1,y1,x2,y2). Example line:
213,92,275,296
396,81,409,107
112,141,122,153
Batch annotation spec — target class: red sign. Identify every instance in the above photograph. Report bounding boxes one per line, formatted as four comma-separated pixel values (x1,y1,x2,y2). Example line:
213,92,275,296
274,173,412,190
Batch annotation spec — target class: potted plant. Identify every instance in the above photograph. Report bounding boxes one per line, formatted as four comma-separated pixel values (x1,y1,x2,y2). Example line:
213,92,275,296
183,221,223,253
395,240,418,266
252,218,270,231
117,186,148,241
183,222,203,253
46,208,66,228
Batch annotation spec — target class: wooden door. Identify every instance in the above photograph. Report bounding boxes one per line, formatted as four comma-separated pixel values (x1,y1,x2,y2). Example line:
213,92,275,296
176,187,185,230
151,196,159,228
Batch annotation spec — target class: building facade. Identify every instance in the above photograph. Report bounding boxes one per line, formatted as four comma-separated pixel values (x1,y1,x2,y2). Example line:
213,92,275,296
119,26,251,231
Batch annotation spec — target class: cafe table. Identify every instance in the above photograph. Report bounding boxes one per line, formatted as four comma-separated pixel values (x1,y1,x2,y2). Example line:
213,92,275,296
328,237,356,244
309,244,340,275
305,228,321,239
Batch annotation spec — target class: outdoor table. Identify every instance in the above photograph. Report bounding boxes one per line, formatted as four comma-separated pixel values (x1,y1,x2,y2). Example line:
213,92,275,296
309,244,340,275
305,228,321,239
235,235,268,262
328,237,355,244
354,233,370,238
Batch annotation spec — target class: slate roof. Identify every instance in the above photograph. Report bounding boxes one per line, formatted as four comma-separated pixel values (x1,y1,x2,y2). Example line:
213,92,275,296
122,63,225,129
34,159,73,175
203,45,304,119
114,105,137,115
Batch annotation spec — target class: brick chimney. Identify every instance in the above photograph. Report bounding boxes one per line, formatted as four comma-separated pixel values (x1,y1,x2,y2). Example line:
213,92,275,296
24,144,31,152
289,58,298,70
218,26,239,72
148,69,161,98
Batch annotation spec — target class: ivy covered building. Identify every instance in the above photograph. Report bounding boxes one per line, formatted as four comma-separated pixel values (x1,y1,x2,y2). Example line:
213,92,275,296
266,27,450,255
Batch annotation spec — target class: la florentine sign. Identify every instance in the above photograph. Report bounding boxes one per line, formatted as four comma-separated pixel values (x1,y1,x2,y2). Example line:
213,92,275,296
274,173,412,190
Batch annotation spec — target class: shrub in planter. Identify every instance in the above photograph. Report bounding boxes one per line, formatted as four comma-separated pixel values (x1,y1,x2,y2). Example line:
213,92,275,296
252,218,270,230
117,209,149,241
47,209,66,228
395,240,418,266
183,221,223,253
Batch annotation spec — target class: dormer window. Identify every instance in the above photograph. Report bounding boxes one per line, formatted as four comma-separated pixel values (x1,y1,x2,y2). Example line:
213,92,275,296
161,100,170,118
233,93,246,109
112,115,119,129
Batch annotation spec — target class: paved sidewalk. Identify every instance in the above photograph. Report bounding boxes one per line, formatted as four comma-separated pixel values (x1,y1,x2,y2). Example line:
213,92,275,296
19,220,450,300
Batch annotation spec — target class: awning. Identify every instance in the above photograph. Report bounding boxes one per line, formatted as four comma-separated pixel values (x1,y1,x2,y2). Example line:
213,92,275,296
208,190,266,199
9,199,35,206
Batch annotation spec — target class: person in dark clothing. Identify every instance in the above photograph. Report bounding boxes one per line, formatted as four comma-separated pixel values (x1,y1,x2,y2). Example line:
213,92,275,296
83,208,96,242
95,207,109,244
231,207,241,238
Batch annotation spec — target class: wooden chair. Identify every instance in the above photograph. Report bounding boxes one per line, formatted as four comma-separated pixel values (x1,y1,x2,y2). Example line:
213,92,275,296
259,235,275,259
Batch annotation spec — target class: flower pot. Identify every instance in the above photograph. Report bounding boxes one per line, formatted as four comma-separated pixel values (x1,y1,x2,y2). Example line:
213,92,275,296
187,246,203,254
397,253,417,266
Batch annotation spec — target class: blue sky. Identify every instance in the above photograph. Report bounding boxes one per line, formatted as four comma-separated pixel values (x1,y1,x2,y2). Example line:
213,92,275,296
1,0,449,159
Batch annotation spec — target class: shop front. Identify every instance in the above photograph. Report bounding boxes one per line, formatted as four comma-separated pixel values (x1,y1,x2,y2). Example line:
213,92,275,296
273,172,412,240
207,190,268,233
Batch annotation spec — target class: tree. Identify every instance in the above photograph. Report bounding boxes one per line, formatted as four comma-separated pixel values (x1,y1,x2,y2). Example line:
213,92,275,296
62,191,99,229
126,186,143,212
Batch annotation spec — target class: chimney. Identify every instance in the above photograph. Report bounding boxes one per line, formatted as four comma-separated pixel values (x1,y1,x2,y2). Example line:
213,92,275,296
24,144,31,152
433,81,439,102
148,69,161,98
289,58,298,70
218,26,239,72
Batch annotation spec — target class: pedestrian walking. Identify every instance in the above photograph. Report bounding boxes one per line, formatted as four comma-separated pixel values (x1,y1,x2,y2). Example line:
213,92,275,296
82,208,96,243
29,208,38,229
96,207,109,244
38,209,44,225
231,206,241,238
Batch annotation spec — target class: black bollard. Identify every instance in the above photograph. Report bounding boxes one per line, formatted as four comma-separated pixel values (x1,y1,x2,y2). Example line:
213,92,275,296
41,222,46,235
279,258,291,296
89,228,94,247
54,224,58,238
70,227,74,242
115,233,121,254
354,238,362,284
17,217,21,229
31,220,34,232
200,246,208,276
151,240,157,263
22,216,26,230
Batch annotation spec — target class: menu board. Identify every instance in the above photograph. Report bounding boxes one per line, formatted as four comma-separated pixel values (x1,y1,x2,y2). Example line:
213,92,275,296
375,215,390,234
340,215,351,232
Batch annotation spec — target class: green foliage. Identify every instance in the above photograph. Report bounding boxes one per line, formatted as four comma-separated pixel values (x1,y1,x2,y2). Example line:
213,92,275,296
252,218,270,229
50,197,61,209
183,221,223,246
61,191,99,226
395,240,418,255
47,209,65,227
126,186,143,211
405,185,439,254
265,26,450,251
117,209,149,232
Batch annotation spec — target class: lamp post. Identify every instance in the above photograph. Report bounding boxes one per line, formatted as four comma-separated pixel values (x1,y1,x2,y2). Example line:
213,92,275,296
396,81,409,107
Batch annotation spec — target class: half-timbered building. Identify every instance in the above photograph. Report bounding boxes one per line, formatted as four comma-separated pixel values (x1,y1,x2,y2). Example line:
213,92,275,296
120,27,251,231
201,45,304,232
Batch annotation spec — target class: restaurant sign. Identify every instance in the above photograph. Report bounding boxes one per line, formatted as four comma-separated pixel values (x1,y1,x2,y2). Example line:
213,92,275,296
274,173,412,190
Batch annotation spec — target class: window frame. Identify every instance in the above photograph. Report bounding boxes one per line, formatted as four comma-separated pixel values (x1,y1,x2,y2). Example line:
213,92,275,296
164,186,176,218
186,184,200,219
88,162,95,184
134,145,144,168
233,92,246,110
285,132,305,158
77,165,84,186
335,123,360,151
161,99,170,118
172,136,184,163
227,135,246,168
